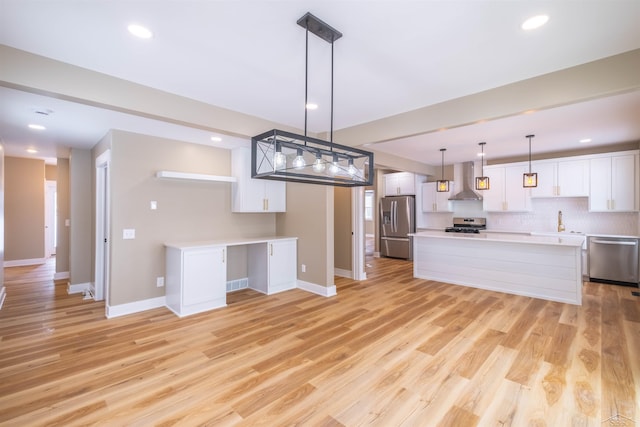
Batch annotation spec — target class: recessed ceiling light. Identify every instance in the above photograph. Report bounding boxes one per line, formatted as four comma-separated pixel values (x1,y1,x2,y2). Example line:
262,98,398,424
128,24,153,39
579,138,592,143
28,124,46,130
522,15,549,30
305,103,318,110
26,148,38,154
210,136,222,142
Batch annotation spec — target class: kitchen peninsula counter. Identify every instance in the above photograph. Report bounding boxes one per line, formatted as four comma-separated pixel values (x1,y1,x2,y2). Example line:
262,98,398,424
412,230,584,305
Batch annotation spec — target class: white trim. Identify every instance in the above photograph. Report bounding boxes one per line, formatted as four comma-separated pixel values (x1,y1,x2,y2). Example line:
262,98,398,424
95,149,111,306
54,271,70,280
297,280,337,297
334,268,352,278
45,180,57,258
373,252,381,258
106,296,167,318
4,258,47,267
67,282,91,294
0,286,6,310
351,187,367,281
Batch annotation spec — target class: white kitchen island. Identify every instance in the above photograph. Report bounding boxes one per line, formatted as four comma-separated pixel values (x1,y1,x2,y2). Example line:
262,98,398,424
412,231,585,305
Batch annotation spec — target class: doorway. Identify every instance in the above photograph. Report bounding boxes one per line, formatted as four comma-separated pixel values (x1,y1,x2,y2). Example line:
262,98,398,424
45,180,57,258
94,150,110,305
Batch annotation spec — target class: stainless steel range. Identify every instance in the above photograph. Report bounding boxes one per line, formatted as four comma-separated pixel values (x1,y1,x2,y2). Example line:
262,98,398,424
445,217,487,234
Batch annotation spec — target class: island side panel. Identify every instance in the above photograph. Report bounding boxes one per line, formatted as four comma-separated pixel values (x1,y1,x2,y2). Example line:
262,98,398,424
413,235,582,305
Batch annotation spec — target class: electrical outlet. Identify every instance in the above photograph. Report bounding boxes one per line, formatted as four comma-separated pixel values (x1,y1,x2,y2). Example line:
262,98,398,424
123,229,136,239
150,201,157,210
301,264,306,273
156,277,164,287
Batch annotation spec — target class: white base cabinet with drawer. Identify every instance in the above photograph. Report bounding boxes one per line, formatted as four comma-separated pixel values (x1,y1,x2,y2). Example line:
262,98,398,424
165,245,227,317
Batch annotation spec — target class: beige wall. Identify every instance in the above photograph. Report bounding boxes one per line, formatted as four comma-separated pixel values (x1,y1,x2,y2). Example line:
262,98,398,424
276,183,334,287
4,157,45,261
45,164,57,181
69,149,93,285
106,130,276,306
334,187,352,271
55,158,70,274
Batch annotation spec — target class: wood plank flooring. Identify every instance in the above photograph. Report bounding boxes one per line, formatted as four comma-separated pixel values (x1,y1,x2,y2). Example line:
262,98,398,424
1,257,639,426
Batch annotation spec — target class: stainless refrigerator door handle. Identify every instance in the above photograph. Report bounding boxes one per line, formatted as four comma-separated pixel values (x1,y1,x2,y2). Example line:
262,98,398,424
381,237,409,241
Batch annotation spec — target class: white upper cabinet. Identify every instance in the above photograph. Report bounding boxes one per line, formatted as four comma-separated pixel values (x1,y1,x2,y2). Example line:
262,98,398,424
232,147,286,212
482,164,532,212
421,182,454,212
384,172,416,196
589,152,638,212
530,159,589,198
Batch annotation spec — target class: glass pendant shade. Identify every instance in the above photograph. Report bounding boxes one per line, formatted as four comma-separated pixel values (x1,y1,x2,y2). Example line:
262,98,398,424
475,141,490,190
436,148,449,192
436,180,449,192
523,172,538,187
523,134,537,188
292,148,306,169
476,176,490,190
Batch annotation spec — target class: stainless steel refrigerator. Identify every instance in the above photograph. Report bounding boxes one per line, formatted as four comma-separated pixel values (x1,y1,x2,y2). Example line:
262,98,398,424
380,196,415,260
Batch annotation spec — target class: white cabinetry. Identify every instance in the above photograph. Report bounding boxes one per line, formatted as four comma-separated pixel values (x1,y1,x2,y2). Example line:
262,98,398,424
589,153,638,211
530,159,589,198
232,147,286,212
421,182,454,212
384,172,416,196
166,245,227,317
249,239,298,294
482,165,531,212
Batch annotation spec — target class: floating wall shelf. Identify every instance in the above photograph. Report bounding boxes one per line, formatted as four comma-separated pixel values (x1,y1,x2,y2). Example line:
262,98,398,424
156,171,237,183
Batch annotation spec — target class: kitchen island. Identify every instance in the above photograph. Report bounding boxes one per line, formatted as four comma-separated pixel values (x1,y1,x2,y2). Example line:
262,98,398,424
412,230,585,305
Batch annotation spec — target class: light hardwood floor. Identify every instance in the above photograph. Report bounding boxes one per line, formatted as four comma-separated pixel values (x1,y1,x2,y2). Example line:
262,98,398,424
0,257,638,426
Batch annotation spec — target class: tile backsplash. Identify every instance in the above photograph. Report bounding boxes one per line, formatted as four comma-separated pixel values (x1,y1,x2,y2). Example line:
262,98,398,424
417,197,640,236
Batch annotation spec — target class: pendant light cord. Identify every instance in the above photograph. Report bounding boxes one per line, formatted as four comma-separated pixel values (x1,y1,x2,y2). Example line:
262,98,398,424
330,38,334,144
304,25,309,141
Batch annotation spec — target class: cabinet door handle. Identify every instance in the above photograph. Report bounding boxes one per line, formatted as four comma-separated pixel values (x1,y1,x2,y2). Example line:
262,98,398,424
222,248,225,263
270,243,273,256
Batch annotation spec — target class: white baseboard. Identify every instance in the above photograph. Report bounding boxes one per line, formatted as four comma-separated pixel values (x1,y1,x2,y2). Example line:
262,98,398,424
4,258,47,267
373,252,381,258
54,271,70,280
297,280,337,297
334,268,352,279
0,286,6,310
67,282,91,294
106,296,167,318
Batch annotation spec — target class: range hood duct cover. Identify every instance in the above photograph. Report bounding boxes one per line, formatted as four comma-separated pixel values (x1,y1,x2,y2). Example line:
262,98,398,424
448,161,483,201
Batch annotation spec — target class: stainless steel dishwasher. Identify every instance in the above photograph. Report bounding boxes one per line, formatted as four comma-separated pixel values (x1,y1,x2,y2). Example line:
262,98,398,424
588,236,639,286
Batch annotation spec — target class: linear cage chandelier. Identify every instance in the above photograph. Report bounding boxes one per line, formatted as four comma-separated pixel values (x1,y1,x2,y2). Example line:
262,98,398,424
251,12,374,187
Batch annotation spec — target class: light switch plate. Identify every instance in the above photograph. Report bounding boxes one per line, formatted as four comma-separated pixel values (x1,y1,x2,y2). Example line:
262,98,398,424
123,229,136,239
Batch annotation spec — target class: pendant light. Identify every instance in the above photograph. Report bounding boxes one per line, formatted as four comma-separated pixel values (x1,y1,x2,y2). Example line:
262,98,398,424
436,148,449,192
475,142,490,190
523,134,538,187
250,13,374,187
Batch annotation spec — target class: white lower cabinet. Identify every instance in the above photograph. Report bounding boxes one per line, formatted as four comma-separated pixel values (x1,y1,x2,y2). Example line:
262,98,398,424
248,239,297,294
165,237,298,316
166,245,227,317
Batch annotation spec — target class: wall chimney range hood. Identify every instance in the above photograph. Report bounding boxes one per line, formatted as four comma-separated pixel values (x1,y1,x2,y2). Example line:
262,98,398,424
449,161,483,201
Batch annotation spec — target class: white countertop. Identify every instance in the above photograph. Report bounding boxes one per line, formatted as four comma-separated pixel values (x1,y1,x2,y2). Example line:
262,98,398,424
165,236,297,250
411,230,585,247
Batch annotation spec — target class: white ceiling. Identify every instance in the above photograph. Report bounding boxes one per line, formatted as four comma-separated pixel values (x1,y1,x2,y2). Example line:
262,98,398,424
1,0,639,166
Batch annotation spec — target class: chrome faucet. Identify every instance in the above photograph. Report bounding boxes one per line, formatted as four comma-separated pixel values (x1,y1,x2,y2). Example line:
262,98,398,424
557,210,565,232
